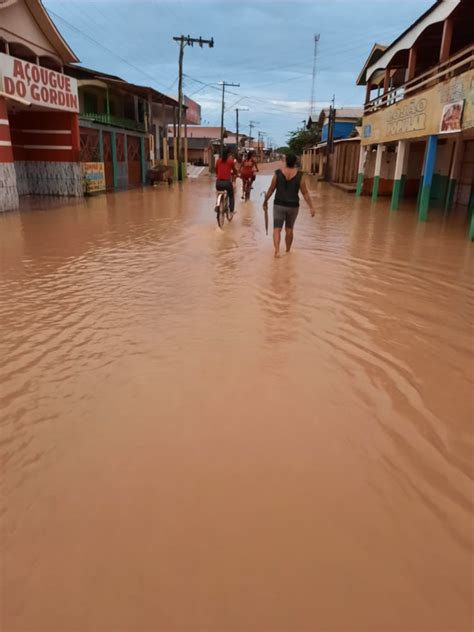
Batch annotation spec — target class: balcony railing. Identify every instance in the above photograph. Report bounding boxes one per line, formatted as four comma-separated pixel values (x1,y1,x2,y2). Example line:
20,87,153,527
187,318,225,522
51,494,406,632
364,44,474,115
80,112,146,132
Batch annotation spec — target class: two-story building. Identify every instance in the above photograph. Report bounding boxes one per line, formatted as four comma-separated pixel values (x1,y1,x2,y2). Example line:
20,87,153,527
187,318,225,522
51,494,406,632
302,107,363,183
0,0,190,209
356,0,473,236
320,107,363,142
0,0,82,211
65,65,180,190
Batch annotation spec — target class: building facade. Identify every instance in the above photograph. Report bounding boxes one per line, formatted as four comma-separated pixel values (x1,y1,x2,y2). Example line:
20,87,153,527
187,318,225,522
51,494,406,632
65,65,180,191
320,107,363,142
0,0,81,211
0,0,191,209
355,0,473,236
302,108,363,185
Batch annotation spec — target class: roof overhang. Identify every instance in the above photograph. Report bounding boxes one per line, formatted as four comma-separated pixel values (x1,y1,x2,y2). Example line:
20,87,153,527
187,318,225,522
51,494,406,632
356,43,387,86
77,79,108,90
366,0,460,83
25,0,79,63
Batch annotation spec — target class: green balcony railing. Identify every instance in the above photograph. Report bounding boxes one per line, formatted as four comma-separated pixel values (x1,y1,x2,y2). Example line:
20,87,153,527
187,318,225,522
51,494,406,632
80,112,146,132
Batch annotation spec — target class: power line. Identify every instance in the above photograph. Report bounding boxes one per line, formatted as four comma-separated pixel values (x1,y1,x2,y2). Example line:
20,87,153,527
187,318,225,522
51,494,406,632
48,9,172,93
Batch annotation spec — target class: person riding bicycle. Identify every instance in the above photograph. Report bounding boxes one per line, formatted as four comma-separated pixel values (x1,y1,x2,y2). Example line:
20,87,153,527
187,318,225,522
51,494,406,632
216,148,238,214
240,151,259,198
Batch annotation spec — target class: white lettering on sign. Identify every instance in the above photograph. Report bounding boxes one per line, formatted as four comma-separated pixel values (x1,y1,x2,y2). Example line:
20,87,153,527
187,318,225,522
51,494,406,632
386,98,427,137
0,53,78,112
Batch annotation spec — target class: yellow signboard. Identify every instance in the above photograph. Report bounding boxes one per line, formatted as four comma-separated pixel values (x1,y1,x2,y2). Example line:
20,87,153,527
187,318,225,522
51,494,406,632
362,70,474,146
82,162,106,193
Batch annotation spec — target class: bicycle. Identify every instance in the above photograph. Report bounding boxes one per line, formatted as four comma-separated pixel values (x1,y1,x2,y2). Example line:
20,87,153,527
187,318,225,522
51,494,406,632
215,189,234,228
242,177,252,201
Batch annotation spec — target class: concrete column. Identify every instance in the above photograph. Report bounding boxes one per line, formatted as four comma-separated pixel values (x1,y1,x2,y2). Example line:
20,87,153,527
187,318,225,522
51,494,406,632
155,126,161,164
372,144,384,203
469,187,474,240
399,141,410,200
98,129,104,162
163,132,169,165
390,140,407,210
445,138,462,211
123,134,128,188
70,112,81,162
172,137,177,162
140,136,146,185
0,96,19,212
418,135,438,222
111,130,118,189
356,145,367,196
133,96,139,122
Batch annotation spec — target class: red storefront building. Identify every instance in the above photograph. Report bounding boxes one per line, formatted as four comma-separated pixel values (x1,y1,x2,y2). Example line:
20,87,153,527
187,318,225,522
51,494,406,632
0,0,185,210
0,0,82,211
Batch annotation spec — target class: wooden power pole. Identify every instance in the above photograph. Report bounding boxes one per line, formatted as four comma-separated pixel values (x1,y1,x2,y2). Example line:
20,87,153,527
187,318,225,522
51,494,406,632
235,107,249,158
173,35,214,181
219,81,240,156
248,120,259,150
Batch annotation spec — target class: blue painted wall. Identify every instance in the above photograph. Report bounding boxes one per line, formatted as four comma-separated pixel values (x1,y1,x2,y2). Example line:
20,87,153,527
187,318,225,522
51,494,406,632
321,121,357,142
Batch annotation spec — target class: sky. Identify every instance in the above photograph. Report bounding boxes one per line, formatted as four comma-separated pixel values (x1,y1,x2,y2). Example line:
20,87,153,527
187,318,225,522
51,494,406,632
43,0,434,147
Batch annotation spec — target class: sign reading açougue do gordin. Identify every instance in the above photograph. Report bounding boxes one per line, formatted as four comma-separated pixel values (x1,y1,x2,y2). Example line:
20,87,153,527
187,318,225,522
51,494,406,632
0,53,79,112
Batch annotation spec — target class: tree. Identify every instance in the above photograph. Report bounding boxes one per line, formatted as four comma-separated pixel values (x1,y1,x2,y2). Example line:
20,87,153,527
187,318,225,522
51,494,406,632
287,126,321,156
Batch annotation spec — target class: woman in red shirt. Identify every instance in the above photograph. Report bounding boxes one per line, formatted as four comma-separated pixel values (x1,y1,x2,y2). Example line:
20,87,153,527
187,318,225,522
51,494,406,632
216,148,238,213
239,150,259,199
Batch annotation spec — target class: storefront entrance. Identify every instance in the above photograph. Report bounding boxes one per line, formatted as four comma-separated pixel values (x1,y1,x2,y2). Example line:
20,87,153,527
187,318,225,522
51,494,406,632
127,135,141,187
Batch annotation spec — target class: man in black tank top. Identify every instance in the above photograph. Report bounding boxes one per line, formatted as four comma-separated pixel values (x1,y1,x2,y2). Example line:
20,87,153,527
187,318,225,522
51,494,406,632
263,153,315,258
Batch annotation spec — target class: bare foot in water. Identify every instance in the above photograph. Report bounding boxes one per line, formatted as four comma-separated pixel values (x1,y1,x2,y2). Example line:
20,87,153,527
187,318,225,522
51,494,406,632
274,251,280,258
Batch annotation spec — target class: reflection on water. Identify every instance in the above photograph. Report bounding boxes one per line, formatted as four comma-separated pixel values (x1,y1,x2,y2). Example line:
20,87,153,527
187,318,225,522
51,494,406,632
0,168,472,631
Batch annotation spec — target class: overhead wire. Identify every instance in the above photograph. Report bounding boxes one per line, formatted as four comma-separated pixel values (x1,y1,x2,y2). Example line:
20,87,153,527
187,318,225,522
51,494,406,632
48,9,172,93
48,0,400,144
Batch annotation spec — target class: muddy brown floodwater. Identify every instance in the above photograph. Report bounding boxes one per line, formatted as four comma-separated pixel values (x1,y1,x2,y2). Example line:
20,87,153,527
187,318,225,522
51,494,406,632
0,164,472,631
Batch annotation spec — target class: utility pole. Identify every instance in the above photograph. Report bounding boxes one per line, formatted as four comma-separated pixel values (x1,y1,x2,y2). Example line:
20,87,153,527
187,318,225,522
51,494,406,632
309,34,320,119
248,120,259,150
328,94,336,154
326,95,336,181
173,35,214,181
258,131,266,161
219,81,240,156
235,107,249,157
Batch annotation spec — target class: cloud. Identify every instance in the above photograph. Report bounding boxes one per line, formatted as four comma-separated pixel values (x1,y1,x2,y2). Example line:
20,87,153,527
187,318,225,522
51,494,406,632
44,0,433,144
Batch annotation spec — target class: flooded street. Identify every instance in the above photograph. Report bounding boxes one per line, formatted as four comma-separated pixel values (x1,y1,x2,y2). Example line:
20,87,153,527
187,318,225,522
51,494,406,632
1,166,472,630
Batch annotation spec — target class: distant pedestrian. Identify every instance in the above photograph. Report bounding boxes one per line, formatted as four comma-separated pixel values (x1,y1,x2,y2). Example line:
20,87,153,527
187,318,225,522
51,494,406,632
216,148,239,213
263,153,315,257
